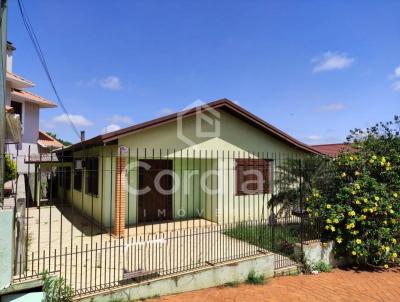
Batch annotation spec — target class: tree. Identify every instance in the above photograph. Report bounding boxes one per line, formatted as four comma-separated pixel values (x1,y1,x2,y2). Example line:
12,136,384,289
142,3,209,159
268,156,333,217
46,132,72,146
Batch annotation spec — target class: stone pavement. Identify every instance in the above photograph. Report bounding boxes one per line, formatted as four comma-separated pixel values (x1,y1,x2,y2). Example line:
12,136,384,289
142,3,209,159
147,268,400,302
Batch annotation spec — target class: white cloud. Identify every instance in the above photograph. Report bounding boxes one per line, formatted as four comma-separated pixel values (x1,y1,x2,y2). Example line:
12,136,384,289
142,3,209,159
307,135,322,141
317,103,346,112
79,76,123,90
107,114,133,125
389,65,400,79
157,108,174,116
53,114,93,127
392,81,400,92
99,76,122,90
312,52,355,73
101,124,121,134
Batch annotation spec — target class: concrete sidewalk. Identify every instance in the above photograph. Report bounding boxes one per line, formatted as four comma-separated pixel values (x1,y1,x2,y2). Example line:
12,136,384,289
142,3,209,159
145,268,400,302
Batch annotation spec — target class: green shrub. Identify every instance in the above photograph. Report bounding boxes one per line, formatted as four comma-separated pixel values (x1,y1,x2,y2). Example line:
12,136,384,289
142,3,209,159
5,154,17,182
313,261,332,272
246,269,265,285
306,116,400,268
42,272,73,302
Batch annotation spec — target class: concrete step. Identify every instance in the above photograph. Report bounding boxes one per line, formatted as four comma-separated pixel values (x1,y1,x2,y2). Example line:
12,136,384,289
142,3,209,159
1,292,44,302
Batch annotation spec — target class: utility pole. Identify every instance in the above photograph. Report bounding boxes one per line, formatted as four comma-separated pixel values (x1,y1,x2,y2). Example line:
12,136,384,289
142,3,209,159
0,0,7,208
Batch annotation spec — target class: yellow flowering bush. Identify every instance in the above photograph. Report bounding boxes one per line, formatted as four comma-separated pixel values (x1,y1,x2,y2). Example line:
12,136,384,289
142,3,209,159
307,117,400,267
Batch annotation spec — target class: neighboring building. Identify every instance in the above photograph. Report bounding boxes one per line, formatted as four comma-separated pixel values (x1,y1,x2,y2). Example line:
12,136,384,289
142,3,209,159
312,143,353,157
49,99,319,237
5,41,57,173
37,130,64,153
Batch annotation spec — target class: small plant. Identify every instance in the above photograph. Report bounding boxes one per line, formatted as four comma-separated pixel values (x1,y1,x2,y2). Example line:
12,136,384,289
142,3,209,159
224,281,239,287
42,271,73,302
5,154,17,182
313,261,332,272
246,269,265,285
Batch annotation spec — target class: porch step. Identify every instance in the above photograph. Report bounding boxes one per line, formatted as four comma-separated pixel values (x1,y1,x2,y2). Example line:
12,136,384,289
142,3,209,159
274,265,301,277
1,292,44,302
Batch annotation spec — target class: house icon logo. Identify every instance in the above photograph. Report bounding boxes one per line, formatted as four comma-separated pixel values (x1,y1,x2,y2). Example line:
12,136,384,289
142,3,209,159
176,99,221,146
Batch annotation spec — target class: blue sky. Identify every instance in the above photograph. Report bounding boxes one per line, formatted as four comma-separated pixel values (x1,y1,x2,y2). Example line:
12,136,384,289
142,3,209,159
8,0,400,144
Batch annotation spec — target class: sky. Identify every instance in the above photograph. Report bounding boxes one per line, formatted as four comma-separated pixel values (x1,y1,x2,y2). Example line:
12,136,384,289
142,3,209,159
7,0,400,144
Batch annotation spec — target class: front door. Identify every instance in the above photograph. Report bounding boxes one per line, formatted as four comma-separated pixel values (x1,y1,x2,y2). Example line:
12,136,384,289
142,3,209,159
138,159,173,223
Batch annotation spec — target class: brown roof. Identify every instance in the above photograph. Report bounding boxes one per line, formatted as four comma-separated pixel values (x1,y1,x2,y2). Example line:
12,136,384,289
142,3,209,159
312,143,354,157
38,130,64,149
11,89,56,108
62,99,319,154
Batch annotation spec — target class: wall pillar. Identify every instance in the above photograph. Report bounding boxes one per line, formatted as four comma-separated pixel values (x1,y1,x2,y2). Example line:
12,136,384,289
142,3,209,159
113,156,126,238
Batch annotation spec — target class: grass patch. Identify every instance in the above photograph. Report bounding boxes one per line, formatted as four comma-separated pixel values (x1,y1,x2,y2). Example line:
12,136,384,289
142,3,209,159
246,269,265,285
224,222,319,257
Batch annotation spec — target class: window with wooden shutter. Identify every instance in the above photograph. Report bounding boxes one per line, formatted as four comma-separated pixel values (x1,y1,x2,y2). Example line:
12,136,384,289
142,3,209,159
236,159,272,195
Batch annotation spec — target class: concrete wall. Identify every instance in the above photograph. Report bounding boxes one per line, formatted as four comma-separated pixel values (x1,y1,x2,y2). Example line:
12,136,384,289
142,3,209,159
77,253,275,302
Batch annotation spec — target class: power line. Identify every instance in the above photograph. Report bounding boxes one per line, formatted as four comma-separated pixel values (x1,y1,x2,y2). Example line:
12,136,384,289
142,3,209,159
16,0,81,139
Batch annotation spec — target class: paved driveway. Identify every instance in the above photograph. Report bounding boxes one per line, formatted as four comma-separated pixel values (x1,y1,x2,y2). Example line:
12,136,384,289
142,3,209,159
147,268,400,302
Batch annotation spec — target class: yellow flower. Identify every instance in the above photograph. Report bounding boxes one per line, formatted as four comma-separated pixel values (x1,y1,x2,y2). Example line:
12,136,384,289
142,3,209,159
355,171,361,176
336,237,343,244
384,220,387,225
392,253,397,258
391,219,397,224
392,238,397,244
372,155,377,160
352,191,356,195
333,218,339,224
355,200,361,205
386,246,390,252
369,159,375,164
348,210,356,217
360,215,366,220
341,172,347,177
326,204,331,209
349,156,354,161
330,226,336,232
351,251,357,256
381,156,386,163
363,198,368,203
355,184,361,190
390,209,394,214
374,196,380,201
394,193,398,198
352,230,359,235
363,208,369,213
384,264,389,269
356,239,362,244
386,166,392,171
325,225,330,230
326,218,332,224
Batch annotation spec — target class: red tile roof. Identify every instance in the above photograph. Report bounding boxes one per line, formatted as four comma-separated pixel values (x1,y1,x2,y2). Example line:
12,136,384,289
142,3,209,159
11,89,56,108
38,130,64,149
6,71,34,88
312,143,354,157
